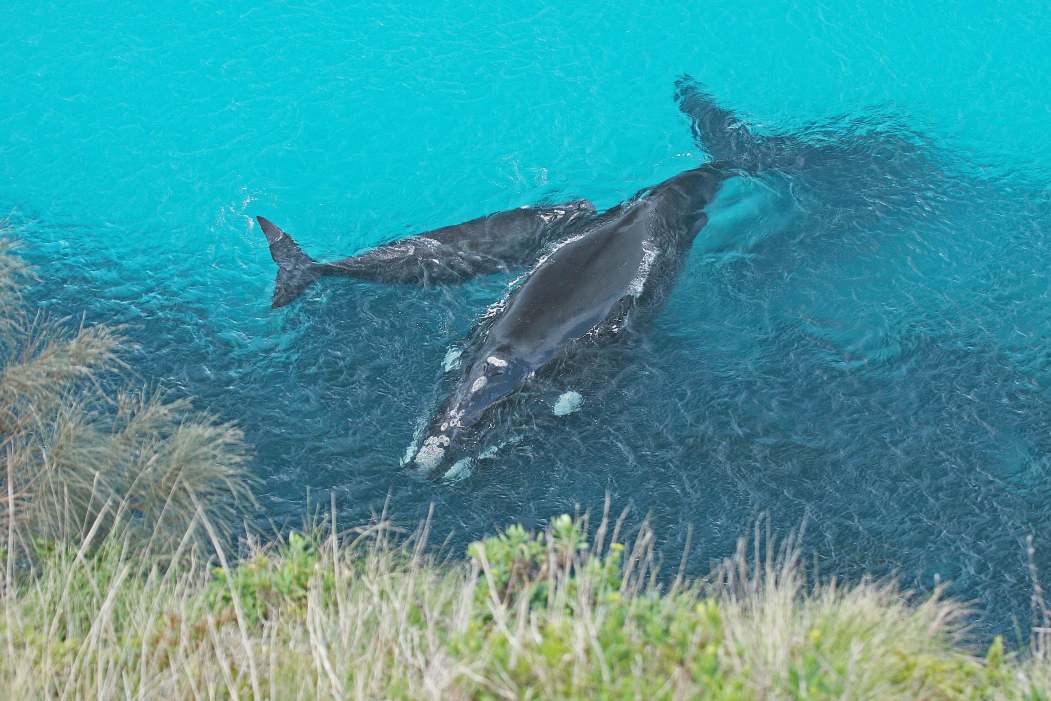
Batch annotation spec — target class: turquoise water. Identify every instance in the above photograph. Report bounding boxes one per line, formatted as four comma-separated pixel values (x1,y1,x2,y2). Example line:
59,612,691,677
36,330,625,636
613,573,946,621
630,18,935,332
4,2,1051,637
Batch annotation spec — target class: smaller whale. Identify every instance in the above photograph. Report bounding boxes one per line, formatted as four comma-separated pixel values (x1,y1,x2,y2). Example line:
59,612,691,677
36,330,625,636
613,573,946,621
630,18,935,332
258,200,595,307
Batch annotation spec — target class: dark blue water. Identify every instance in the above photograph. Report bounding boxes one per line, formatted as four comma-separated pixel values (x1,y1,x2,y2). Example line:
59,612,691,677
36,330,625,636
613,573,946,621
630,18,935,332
5,1,1051,639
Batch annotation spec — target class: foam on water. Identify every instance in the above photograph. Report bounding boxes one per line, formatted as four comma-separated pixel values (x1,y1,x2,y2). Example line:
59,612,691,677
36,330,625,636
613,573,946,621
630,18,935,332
5,0,1051,641
443,458,474,482
553,391,584,417
442,347,463,372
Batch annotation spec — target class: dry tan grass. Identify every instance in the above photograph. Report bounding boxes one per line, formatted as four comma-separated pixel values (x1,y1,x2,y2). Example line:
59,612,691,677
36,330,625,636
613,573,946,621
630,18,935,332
0,238,252,558
3,507,1038,701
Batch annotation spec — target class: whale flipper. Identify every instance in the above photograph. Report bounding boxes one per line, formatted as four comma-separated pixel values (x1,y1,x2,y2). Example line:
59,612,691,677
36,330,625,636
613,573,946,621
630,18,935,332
257,216,323,308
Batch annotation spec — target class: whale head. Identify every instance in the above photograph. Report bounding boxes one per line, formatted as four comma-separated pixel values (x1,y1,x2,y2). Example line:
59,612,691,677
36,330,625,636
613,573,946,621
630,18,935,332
410,350,532,475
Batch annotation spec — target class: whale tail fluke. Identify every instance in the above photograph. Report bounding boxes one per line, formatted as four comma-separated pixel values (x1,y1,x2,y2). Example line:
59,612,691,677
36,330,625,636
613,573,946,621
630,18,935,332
674,74,782,173
257,216,323,308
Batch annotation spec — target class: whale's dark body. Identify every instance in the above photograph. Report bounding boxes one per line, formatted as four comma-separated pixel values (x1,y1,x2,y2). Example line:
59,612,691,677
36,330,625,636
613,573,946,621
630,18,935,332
255,77,883,476
407,165,727,472
259,199,596,307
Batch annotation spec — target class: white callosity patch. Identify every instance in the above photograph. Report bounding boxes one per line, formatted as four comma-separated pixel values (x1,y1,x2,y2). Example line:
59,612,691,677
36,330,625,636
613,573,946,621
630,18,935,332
441,407,463,432
553,391,583,416
486,355,508,368
471,375,487,393
442,346,463,372
414,434,449,471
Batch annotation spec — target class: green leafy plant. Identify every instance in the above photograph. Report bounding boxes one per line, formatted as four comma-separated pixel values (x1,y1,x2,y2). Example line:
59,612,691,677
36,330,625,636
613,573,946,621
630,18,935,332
467,513,623,613
208,531,332,624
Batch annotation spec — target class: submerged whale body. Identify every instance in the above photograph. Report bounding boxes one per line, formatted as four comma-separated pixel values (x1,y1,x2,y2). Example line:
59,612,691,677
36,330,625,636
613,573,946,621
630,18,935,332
256,77,833,476
258,200,596,307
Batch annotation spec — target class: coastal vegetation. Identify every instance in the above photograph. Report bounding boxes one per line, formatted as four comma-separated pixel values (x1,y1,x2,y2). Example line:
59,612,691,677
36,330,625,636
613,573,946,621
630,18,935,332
4,237,1051,699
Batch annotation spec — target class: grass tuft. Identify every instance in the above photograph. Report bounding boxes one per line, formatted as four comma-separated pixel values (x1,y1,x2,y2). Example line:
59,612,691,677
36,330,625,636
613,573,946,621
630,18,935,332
0,238,253,559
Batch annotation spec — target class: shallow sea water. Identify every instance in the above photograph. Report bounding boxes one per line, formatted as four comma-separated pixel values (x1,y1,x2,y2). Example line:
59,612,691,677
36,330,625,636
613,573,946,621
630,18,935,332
4,1,1051,638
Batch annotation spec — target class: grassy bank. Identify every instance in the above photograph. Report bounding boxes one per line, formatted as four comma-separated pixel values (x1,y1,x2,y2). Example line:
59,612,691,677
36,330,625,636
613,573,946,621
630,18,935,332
4,237,1051,699
4,512,1051,700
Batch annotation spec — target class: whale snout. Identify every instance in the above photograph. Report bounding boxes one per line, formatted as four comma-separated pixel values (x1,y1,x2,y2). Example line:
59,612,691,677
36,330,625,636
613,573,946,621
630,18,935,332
410,414,473,474
408,396,488,474
413,433,451,471
410,351,533,475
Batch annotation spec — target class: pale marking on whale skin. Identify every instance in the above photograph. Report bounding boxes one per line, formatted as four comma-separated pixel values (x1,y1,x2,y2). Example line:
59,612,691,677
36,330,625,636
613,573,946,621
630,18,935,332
414,434,450,470
471,376,487,393
487,356,508,368
627,240,658,297
414,444,445,471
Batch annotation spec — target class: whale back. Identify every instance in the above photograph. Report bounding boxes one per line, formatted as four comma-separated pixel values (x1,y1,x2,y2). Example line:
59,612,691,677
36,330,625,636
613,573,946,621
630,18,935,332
325,200,597,284
488,204,654,363
489,165,726,363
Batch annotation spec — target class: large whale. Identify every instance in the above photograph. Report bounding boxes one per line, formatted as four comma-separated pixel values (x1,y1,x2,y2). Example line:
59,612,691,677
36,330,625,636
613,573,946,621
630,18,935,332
405,162,729,472
256,76,857,476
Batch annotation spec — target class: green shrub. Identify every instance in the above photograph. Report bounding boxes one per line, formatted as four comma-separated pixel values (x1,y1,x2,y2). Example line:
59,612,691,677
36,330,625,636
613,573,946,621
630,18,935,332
468,514,623,612
208,531,333,624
